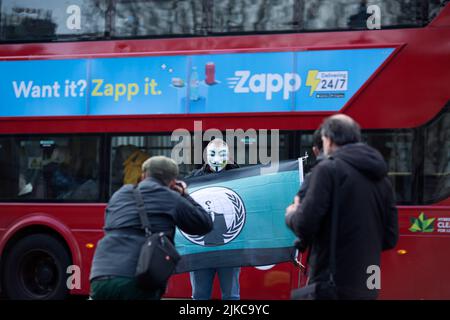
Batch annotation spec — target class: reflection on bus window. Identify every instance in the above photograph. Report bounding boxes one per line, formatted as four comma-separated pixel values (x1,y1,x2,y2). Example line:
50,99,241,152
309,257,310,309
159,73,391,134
424,107,450,203
301,0,429,30
112,0,203,38
43,146,86,199
115,144,150,185
364,131,413,204
1,0,106,41
212,0,436,34
0,136,100,201
211,0,297,33
18,173,33,196
429,0,450,22
1,0,449,42
110,135,183,195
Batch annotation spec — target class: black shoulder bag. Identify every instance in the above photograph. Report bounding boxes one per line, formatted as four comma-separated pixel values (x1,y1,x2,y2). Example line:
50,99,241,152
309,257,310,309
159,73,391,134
291,159,339,300
133,186,181,290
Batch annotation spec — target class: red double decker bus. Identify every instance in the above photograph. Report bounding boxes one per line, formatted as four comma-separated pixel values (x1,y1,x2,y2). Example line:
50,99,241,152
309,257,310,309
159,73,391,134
0,0,449,300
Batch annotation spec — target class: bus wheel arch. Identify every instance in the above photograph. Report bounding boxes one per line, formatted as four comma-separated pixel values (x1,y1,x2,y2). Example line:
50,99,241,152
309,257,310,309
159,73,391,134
1,226,73,300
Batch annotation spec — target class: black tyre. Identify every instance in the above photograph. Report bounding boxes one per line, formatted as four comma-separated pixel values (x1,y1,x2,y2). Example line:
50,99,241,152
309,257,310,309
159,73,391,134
2,234,71,300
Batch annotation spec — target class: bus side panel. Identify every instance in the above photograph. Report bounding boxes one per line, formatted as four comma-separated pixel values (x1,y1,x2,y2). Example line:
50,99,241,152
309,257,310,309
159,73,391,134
70,230,104,295
380,207,450,299
0,204,105,296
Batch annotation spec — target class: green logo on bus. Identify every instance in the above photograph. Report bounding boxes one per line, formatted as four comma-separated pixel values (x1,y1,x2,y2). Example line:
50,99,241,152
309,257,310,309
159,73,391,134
409,213,435,233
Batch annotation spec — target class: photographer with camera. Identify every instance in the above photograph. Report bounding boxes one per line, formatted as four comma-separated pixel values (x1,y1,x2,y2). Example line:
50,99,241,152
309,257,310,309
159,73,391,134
90,156,213,300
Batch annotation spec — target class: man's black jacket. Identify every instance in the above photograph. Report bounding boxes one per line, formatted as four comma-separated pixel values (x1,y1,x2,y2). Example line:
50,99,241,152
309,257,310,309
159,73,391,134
286,143,398,299
187,163,240,177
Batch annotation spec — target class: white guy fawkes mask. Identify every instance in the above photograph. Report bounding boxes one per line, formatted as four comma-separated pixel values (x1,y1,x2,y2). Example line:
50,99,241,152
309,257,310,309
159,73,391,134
206,140,229,173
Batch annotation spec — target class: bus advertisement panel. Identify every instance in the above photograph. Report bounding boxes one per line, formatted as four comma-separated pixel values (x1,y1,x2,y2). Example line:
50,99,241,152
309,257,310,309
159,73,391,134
0,48,393,116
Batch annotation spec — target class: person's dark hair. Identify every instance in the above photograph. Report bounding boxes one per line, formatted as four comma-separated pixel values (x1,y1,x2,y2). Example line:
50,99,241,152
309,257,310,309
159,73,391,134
320,114,362,146
312,129,323,151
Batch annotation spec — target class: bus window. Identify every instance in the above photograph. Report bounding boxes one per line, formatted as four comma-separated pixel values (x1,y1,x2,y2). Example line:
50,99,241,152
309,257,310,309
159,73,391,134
0,138,16,199
429,0,450,22
364,131,414,204
211,0,433,34
423,107,450,204
2,0,449,43
302,0,429,31
112,0,204,38
110,134,197,195
0,135,101,202
211,0,298,33
1,0,106,42
109,132,298,195
222,131,294,168
298,131,319,172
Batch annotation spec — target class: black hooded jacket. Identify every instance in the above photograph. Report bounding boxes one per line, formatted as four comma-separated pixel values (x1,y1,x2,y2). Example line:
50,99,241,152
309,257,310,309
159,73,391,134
286,143,398,299
187,163,240,177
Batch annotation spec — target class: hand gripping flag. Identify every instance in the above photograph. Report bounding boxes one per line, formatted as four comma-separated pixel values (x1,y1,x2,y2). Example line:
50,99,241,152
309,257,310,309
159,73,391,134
175,160,302,273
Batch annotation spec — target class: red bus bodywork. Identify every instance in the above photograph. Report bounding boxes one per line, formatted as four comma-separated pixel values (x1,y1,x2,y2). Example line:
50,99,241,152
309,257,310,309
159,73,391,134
0,5,449,300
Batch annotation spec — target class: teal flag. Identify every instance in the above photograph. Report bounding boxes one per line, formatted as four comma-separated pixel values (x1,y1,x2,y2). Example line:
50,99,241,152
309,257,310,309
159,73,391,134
175,160,300,273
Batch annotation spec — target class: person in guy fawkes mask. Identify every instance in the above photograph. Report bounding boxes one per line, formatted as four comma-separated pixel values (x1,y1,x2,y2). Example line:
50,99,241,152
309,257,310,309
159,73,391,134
187,138,241,300
189,138,239,176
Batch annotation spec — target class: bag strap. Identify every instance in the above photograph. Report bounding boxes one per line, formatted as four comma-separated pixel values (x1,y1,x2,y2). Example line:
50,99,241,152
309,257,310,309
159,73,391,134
133,184,152,237
328,158,339,285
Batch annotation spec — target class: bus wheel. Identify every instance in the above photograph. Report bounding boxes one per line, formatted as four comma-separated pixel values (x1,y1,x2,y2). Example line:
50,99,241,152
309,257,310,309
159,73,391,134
2,234,71,300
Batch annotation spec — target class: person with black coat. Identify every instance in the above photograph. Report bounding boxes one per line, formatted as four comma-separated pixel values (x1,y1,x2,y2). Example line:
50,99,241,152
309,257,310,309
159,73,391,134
286,114,398,300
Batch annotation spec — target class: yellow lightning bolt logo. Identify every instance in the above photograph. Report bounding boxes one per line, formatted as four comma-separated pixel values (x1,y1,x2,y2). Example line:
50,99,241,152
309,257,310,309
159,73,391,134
306,70,320,96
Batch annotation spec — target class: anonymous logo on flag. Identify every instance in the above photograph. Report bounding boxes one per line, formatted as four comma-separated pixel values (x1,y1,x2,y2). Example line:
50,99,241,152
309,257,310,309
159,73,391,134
175,160,302,273
180,187,246,246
